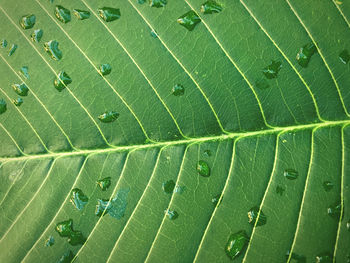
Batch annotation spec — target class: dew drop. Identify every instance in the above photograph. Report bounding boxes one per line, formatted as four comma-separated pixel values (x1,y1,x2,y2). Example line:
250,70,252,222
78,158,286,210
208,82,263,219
98,7,121,22
204,149,212,157
164,209,178,220
0,99,7,114
200,1,222,14
172,84,185,96
57,250,75,263
12,83,29,96
262,60,282,79
212,193,222,207
177,11,201,31
346,219,350,231
247,206,266,226
70,188,88,211
45,236,55,247
162,180,175,194
197,160,210,177
13,98,23,107
283,169,298,180
339,50,350,64
255,78,270,90
296,43,317,68
1,39,7,48
276,185,285,196
98,111,119,123
44,40,62,61
20,66,29,79
316,252,333,263
98,63,112,76
225,230,249,260
54,71,72,91
19,14,36,29
149,0,167,8
322,181,334,192
8,44,18,56
31,29,43,43
55,5,71,23
97,177,111,191
327,202,341,220
73,9,90,20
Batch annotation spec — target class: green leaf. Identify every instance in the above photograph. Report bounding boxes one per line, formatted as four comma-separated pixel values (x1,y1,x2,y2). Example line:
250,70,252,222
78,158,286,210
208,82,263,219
0,0,349,262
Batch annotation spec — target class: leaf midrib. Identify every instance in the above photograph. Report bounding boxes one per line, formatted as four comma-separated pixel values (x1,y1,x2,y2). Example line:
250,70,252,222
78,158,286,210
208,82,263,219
1,119,349,163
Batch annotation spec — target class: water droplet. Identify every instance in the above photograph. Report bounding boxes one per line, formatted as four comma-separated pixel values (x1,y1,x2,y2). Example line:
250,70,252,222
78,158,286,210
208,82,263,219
174,185,185,194
336,0,343,4
316,252,333,263
12,83,29,96
172,84,185,96
95,188,129,219
67,230,86,246
57,250,75,263
339,50,350,64
55,219,74,237
150,30,158,38
225,230,249,260
247,206,267,226
45,236,55,247
286,251,306,263
255,78,270,90
200,1,222,14
1,39,7,48
204,149,212,157
283,169,298,180
149,0,167,8
55,5,71,23
212,193,222,206
98,7,121,22
347,219,350,231
73,9,90,20
322,181,334,192
70,188,88,211
164,209,178,220
95,199,110,217
55,219,85,246
98,111,119,123
19,66,29,79
19,14,36,29
8,44,18,56
54,71,72,91
276,185,285,196
197,160,210,177
97,177,111,191
162,180,175,194
262,60,282,79
177,11,201,31
13,98,23,107
44,40,62,61
0,99,7,114
98,63,112,76
31,29,43,42
138,0,146,3
296,43,317,68
327,202,341,220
